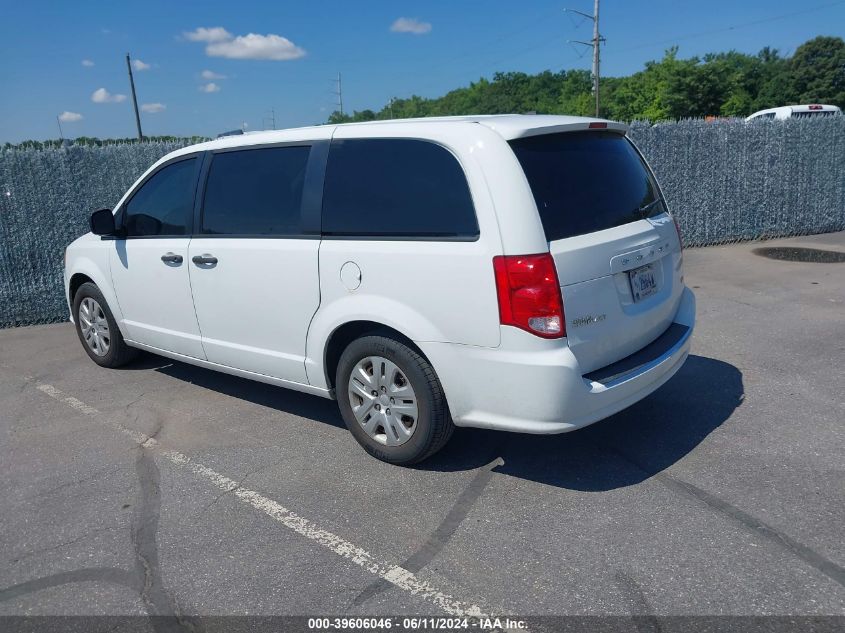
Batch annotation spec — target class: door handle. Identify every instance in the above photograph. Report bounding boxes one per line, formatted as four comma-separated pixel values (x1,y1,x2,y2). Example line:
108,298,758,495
160,252,183,264
192,254,218,266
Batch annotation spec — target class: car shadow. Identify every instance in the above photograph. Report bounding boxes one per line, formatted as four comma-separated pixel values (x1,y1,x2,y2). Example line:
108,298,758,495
128,353,742,492
422,354,744,491
122,354,345,430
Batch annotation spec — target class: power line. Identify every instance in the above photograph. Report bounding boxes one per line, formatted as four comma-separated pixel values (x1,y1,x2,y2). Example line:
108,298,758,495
306,8,562,71
550,0,845,75
316,0,844,119
614,0,845,53
308,9,573,116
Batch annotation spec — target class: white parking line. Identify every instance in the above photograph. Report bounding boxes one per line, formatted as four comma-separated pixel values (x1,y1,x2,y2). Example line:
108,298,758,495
35,381,486,618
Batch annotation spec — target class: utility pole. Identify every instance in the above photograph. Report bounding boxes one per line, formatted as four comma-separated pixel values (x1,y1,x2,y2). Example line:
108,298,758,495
263,109,277,130
334,72,344,116
125,53,143,141
591,0,600,117
566,0,604,117
56,116,64,141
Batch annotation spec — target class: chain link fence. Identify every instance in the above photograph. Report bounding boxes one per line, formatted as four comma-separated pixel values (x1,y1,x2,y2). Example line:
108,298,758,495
1,117,844,327
0,142,191,327
628,117,845,246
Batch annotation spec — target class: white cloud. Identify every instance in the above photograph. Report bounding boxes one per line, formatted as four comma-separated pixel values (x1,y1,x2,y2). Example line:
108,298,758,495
390,17,432,35
201,69,226,80
132,59,151,71
81,59,95,67
199,82,221,93
183,26,232,43
91,88,127,103
206,33,305,60
58,111,83,122
141,103,166,113
184,26,305,61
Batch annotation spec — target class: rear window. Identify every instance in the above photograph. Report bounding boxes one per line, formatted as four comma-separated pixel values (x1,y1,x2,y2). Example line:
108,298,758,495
791,110,840,118
321,138,478,239
509,131,666,242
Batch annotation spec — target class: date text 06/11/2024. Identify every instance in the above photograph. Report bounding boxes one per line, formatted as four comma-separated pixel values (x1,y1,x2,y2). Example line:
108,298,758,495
307,617,529,630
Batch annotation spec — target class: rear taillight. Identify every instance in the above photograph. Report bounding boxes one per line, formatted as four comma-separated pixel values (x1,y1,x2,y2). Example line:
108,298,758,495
493,253,565,339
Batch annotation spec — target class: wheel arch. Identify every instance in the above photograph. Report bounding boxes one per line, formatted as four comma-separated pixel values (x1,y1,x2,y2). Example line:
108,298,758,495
69,272,95,306
65,254,126,334
321,320,432,393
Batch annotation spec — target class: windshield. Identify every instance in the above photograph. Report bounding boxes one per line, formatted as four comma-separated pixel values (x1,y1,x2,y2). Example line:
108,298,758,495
792,110,840,118
509,131,667,242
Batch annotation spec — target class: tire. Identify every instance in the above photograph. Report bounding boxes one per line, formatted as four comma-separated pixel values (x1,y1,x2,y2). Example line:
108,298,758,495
72,282,139,368
336,335,454,465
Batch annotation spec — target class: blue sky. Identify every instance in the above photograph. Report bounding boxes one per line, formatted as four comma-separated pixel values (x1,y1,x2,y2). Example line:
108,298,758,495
1,0,844,142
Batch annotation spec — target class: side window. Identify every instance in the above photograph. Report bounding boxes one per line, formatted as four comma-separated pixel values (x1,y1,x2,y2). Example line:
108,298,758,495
322,139,478,239
124,158,197,237
201,146,311,236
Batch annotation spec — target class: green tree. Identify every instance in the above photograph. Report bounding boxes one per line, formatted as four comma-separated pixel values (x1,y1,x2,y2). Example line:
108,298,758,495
603,49,687,121
788,35,845,107
558,70,593,115
327,111,353,124
272,37,845,126
750,47,794,111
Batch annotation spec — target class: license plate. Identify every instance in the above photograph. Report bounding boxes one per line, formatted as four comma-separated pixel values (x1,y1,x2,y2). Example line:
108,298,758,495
629,263,658,302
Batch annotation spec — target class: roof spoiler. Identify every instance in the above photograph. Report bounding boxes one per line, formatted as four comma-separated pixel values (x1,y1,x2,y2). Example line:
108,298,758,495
510,120,628,139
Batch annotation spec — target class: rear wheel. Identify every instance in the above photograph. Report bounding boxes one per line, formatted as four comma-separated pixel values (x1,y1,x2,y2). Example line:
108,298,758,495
336,335,453,465
73,282,138,368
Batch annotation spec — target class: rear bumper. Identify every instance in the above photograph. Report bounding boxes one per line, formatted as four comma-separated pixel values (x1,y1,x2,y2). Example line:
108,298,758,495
419,287,695,434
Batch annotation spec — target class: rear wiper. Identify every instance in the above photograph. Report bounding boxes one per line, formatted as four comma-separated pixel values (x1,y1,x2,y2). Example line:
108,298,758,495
637,198,662,214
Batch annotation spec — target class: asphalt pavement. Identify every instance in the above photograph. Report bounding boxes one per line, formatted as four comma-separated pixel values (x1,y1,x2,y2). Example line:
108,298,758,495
1,232,843,624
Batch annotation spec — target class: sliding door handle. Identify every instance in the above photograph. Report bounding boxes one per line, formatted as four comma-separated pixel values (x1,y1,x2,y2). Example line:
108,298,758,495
192,254,218,266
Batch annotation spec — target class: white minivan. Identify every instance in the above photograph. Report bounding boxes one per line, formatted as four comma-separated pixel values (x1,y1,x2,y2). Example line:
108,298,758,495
65,115,695,464
745,104,842,121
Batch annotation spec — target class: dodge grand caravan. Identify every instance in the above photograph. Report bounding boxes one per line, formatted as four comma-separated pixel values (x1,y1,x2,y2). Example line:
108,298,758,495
65,115,695,464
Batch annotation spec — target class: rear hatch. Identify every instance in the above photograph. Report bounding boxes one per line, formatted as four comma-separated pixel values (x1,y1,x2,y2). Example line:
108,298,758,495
509,130,684,374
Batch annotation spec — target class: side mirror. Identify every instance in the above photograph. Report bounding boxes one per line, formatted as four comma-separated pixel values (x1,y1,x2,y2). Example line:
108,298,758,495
90,208,117,236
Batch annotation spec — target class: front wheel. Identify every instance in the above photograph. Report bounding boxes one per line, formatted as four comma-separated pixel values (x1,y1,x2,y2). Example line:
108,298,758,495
72,282,138,368
336,335,454,465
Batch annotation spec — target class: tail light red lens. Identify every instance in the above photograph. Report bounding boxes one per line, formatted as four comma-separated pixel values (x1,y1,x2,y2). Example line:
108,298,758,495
493,253,565,339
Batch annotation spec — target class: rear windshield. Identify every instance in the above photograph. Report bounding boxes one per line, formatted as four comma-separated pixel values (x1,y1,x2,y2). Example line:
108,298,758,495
509,131,666,242
792,110,840,118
